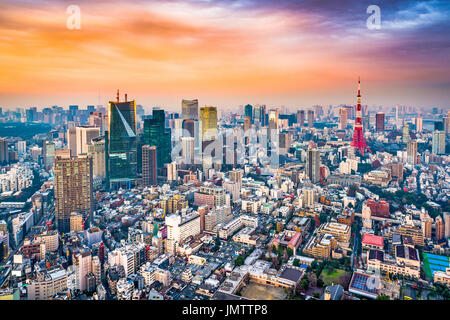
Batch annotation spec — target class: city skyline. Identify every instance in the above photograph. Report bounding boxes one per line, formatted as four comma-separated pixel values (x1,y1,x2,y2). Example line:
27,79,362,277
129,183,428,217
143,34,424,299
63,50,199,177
1,0,450,306
1,0,450,110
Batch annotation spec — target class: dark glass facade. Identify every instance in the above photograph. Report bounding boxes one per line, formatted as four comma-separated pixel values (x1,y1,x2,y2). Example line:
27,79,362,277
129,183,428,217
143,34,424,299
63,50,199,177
107,100,137,185
143,109,171,168
244,104,253,124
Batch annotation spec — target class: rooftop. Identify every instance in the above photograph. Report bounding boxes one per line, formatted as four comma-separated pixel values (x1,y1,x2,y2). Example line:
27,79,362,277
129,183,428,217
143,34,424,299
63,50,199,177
362,233,384,247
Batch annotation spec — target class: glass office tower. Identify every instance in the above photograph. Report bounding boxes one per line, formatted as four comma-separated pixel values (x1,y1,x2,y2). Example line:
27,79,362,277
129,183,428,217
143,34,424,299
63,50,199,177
143,109,171,168
199,106,218,142
244,104,253,124
107,97,137,187
182,99,199,120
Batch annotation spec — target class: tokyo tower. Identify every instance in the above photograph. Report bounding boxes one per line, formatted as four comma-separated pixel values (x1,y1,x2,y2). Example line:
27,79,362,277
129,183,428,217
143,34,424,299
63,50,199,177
351,77,371,155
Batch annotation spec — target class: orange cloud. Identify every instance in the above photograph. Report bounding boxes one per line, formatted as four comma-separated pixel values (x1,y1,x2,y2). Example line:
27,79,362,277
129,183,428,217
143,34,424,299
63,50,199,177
0,1,448,110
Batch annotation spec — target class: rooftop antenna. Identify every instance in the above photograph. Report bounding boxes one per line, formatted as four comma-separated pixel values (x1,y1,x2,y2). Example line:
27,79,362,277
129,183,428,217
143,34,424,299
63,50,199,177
116,89,120,102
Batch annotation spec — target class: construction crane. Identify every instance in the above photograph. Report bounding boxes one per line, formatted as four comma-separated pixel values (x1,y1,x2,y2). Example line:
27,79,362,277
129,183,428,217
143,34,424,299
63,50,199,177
81,209,92,229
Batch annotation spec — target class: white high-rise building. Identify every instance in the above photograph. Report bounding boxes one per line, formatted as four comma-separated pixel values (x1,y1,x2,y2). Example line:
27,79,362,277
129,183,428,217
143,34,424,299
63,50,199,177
181,137,195,166
165,213,200,253
303,188,316,208
67,126,100,156
407,140,418,165
416,117,423,132
444,212,450,239
92,256,102,285
223,180,240,201
165,162,177,181
432,130,445,155
16,141,26,156
75,251,92,292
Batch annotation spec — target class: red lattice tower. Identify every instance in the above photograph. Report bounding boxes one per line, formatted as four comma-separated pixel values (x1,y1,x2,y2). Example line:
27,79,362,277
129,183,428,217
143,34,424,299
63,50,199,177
351,77,371,155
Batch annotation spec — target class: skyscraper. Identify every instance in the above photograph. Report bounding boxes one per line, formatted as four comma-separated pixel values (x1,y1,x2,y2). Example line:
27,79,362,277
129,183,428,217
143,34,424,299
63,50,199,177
69,105,79,121
390,162,404,182
303,188,316,208
199,106,218,141
416,117,423,133
182,119,199,159
279,132,291,155
432,130,445,155
395,105,399,123
74,250,92,292
339,107,348,130
0,138,9,165
375,112,385,132
182,99,199,120
88,136,106,179
143,109,171,168
402,124,410,143
142,145,157,186
182,119,195,138
297,110,305,127
107,91,137,187
407,140,418,165
230,169,243,185
26,107,37,122
422,215,433,239
89,111,108,135
16,141,26,156
67,126,100,157
54,150,93,233
444,114,450,136
444,212,450,239
254,105,263,126
244,116,252,132
181,137,195,166
268,109,279,130
43,141,56,169
362,115,370,132
435,215,445,242
306,148,320,183
244,104,253,124
171,118,183,144
260,105,267,126
434,121,444,131
307,110,314,128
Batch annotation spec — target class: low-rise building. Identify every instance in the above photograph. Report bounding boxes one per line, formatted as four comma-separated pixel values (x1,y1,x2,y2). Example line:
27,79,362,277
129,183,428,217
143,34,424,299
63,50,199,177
27,268,68,300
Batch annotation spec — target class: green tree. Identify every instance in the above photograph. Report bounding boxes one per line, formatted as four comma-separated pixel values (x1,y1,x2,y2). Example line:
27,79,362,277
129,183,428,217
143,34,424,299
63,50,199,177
287,247,293,257
317,278,324,288
278,245,284,256
301,279,309,290
234,255,245,266
319,213,328,224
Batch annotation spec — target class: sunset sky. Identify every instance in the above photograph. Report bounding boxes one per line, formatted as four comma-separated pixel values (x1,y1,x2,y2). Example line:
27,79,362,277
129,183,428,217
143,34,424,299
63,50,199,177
0,0,449,112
